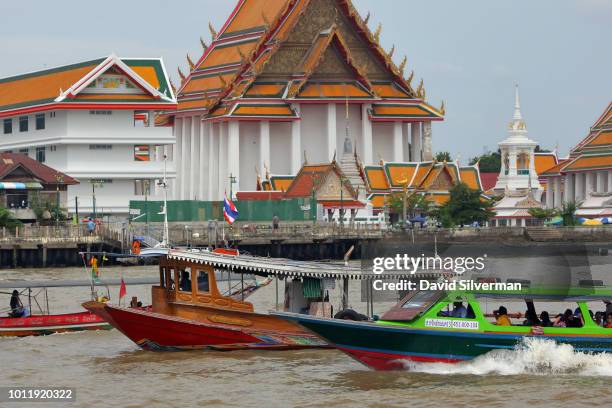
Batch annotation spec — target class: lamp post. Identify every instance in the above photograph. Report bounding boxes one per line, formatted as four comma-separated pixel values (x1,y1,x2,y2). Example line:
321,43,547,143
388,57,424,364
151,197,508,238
54,174,64,226
90,180,105,220
228,173,237,199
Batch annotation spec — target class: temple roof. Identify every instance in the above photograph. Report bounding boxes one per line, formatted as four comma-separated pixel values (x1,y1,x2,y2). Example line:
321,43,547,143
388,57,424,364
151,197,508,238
175,0,444,121
534,152,558,175
0,55,176,118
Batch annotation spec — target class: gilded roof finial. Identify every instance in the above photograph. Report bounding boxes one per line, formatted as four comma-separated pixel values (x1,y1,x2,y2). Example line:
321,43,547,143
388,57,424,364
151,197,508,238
388,45,395,59
200,36,208,50
186,53,195,71
209,22,218,40
169,80,177,94
417,79,425,99
440,100,446,115
399,56,407,75
218,74,227,88
406,70,414,87
374,23,382,44
177,67,186,82
364,11,371,25
238,48,247,64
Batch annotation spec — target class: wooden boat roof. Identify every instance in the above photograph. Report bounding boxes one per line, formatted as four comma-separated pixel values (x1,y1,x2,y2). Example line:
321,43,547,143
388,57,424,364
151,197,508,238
167,249,442,280
0,277,158,289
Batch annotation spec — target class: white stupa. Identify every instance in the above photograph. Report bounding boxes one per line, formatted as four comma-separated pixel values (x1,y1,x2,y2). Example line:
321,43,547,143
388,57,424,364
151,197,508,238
494,85,542,194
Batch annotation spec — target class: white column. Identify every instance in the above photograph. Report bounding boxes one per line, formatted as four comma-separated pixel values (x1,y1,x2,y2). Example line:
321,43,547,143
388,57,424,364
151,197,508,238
403,123,411,162
327,103,337,161
147,110,154,127
393,121,403,162
172,118,181,199
546,179,554,208
508,148,517,176
208,123,216,200
260,121,271,176
189,116,198,200
180,118,188,199
564,174,573,204
422,121,433,161
227,121,240,198
291,105,302,174
596,171,606,193
218,123,227,197
361,104,373,165
608,170,612,193
411,122,422,161
585,172,594,196
575,172,584,202
553,177,562,208
199,118,207,200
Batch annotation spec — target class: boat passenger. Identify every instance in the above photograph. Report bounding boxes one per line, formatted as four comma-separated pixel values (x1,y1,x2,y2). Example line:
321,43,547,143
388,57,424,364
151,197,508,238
495,306,512,326
523,309,541,326
9,290,24,318
466,304,476,319
540,311,552,327
571,308,584,328
594,311,604,327
451,302,468,318
179,271,192,292
604,313,612,329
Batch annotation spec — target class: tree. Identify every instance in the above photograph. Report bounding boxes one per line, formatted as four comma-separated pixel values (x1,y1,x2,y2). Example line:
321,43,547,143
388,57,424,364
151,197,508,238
469,150,501,173
435,151,452,162
29,193,68,225
435,183,495,227
0,206,22,228
528,207,557,221
560,201,578,226
385,192,432,224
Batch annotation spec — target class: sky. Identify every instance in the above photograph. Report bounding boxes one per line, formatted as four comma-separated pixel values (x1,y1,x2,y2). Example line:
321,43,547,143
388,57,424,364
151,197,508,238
0,0,610,161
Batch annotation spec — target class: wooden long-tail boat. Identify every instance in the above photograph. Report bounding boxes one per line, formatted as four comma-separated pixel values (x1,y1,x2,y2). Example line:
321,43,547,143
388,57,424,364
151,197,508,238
274,287,612,370
0,312,109,337
83,249,374,351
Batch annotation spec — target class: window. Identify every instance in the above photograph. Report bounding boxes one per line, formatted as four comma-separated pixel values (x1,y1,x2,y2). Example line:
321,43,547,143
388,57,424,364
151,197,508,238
178,268,192,292
167,268,176,290
6,193,28,209
134,180,152,196
36,146,46,163
134,145,150,161
159,267,166,288
50,145,57,152
89,144,112,150
19,148,29,156
197,270,210,293
89,110,112,115
3,119,12,134
50,112,56,118
19,116,28,132
35,113,45,130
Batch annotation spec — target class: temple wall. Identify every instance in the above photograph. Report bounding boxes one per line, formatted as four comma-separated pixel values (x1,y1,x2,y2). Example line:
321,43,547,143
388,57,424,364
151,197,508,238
335,103,363,158
270,122,292,174
300,104,327,163
239,122,260,192
372,122,394,163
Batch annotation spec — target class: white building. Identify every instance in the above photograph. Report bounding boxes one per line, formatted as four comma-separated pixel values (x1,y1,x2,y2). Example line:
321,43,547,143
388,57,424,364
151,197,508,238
170,0,444,201
0,55,177,218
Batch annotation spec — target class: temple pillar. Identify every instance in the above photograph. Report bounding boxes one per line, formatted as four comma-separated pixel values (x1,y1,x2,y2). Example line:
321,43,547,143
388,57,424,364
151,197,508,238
575,172,584,202
393,122,403,162
327,103,337,161
180,118,189,199
411,122,422,161
227,121,240,198
508,148,517,177
608,170,612,193
596,171,606,193
218,123,227,198
585,172,594,196
260,121,271,176
291,105,302,174
361,104,373,165
189,116,198,200
208,123,216,200
564,174,573,204
422,121,433,161
403,123,411,162
199,118,208,200
546,180,554,209
553,177,562,208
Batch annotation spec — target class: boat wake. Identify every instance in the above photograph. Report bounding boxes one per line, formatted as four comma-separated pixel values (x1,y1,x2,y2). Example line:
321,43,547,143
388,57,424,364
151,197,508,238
401,338,612,376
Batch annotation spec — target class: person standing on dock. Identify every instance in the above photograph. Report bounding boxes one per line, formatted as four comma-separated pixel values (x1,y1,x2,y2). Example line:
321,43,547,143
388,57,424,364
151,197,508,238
272,214,279,232
87,217,96,235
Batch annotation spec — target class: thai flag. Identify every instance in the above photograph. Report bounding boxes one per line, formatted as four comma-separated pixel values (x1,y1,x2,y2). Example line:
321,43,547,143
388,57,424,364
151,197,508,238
223,195,239,225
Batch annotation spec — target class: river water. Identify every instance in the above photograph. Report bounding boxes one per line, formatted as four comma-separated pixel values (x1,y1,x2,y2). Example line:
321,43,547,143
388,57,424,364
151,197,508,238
1,265,611,408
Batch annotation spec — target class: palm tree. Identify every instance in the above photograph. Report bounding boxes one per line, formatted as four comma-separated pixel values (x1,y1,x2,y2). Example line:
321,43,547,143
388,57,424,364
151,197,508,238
0,206,22,228
560,201,578,226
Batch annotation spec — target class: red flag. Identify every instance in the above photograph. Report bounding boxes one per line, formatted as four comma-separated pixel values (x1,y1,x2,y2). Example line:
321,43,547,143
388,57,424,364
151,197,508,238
119,276,127,300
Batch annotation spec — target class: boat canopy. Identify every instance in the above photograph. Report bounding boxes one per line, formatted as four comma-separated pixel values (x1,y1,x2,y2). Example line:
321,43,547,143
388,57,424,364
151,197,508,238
0,277,158,289
166,249,443,281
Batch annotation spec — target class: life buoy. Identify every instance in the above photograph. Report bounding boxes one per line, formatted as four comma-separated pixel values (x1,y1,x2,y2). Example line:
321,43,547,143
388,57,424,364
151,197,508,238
132,240,141,255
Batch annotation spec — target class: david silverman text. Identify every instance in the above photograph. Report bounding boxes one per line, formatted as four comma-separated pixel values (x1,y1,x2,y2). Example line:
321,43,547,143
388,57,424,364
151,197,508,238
372,280,523,292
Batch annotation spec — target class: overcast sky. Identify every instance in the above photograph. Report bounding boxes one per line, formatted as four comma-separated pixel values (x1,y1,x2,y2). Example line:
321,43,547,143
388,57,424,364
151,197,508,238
1,0,610,161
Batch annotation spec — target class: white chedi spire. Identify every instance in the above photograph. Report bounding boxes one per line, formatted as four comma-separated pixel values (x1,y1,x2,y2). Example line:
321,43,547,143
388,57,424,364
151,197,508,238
504,84,533,143
513,83,522,121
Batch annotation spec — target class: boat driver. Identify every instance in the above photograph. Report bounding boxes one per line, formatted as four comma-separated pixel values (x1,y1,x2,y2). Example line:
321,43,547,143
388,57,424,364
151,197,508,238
9,290,25,318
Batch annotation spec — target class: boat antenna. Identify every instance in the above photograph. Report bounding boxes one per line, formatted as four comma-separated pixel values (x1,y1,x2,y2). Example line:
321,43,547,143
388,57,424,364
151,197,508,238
159,155,170,248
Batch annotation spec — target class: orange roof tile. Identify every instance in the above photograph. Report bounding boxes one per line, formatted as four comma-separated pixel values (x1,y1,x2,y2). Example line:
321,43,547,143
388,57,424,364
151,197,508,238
244,83,286,98
372,83,412,99
368,194,388,209
232,104,296,117
371,104,442,120
296,82,371,99
223,0,288,36
365,167,390,191
584,130,612,148
269,176,294,191
459,167,482,190
564,155,612,172
534,153,558,175
385,163,418,188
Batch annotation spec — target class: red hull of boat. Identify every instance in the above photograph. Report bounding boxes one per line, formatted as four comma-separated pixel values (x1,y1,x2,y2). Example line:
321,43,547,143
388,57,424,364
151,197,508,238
338,347,465,371
84,302,263,350
0,311,110,337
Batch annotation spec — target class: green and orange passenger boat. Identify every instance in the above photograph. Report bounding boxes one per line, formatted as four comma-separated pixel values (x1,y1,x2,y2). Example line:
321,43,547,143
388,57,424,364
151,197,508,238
275,286,612,370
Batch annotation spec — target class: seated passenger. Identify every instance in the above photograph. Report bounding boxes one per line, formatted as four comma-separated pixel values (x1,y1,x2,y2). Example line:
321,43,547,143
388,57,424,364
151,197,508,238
553,311,569,327
179,271,192,292
523,309,541,326
539,311,552,327
451,302,468,318
495,306,512,326
594,311,604,327
466,304,476,319
9,290,24,318
570,308,584,328
605,313,612,329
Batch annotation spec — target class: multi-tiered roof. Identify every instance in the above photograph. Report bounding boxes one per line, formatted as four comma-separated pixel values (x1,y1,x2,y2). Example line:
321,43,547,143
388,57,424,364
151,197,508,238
175,0,444,122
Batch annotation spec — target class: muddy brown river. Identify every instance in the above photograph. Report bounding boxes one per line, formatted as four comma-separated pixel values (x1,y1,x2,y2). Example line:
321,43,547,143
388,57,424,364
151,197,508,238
1,266,611,408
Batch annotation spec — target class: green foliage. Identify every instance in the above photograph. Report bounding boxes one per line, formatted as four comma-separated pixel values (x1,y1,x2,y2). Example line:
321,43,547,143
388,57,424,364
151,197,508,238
469,150,501,173
435,183,495,227
0,205,22,228
560,201,578,226
435,151,452,162
528,207,558,220
385,192,432,222
29,193,68,225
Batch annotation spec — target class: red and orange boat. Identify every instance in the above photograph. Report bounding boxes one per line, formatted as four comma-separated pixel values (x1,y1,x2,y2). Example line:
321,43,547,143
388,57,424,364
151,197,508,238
0,311,109,337
83,249,360,351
